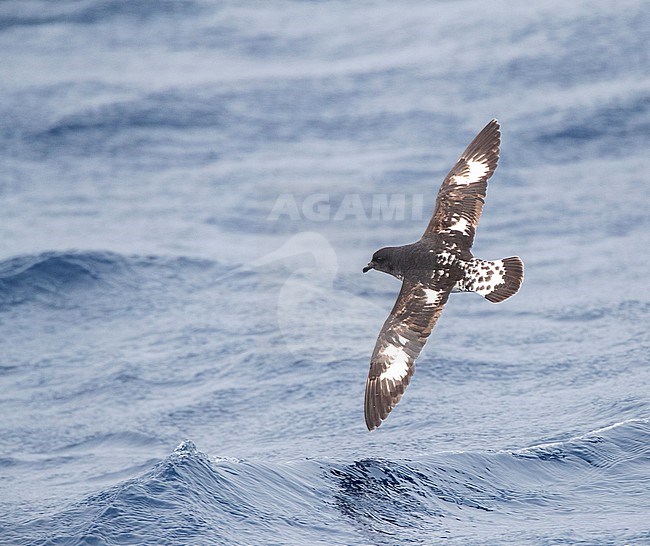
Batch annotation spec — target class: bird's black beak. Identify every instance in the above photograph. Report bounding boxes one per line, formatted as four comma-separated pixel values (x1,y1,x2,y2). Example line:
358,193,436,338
363,262,375,273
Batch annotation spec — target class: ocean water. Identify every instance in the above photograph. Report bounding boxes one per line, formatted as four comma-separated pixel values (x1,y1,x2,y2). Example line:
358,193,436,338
1,1,649,544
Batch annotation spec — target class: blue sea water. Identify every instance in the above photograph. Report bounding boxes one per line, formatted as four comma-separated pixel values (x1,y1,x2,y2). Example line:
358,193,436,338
1,0,649,544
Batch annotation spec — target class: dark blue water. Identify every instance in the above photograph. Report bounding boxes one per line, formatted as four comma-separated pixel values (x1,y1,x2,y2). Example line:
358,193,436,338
1,1,649,544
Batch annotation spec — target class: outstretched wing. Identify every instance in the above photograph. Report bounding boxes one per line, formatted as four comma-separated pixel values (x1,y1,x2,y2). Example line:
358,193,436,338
422,119,500,251
365,279,452,430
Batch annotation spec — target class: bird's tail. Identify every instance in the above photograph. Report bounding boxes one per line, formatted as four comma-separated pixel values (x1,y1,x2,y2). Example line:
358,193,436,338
457,257,524,303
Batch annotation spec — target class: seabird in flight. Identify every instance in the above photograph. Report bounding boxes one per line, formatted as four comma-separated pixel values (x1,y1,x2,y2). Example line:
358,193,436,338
363,119,523,431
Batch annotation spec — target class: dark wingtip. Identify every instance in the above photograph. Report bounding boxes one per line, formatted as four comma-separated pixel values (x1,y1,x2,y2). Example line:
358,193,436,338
364,378,380,431
460,119,501,171
364,371,415,431
485,118,500,132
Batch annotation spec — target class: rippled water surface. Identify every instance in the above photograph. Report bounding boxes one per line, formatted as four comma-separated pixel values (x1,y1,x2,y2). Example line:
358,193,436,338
1,1,649,544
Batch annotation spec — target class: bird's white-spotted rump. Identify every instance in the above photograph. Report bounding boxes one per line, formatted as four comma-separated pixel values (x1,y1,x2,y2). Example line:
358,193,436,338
456,257,524,303
363,119,524,431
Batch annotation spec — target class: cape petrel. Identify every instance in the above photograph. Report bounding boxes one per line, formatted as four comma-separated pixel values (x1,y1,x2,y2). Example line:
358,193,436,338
362,119,523,431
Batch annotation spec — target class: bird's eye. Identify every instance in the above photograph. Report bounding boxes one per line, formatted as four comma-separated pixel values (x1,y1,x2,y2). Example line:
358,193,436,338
375,256,384,262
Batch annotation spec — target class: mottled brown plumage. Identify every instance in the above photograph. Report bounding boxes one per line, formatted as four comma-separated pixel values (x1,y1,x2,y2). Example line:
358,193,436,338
363,120,523,431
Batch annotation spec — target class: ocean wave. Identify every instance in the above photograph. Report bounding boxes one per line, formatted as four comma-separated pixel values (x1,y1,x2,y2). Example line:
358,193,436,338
29,85,437,160
0,0,201,30
0,251,115,307
0,250,216,308
547,299,650,322
532,92,650,162
10,419,648,545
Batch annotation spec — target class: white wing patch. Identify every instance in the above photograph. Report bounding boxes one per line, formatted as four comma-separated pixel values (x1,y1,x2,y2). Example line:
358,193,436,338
423,288,442,305
379,344,410,382
452,158,490,186
447,216,471,234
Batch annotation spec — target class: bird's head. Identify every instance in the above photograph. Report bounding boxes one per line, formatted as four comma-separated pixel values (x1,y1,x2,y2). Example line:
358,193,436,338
363,247,401,278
